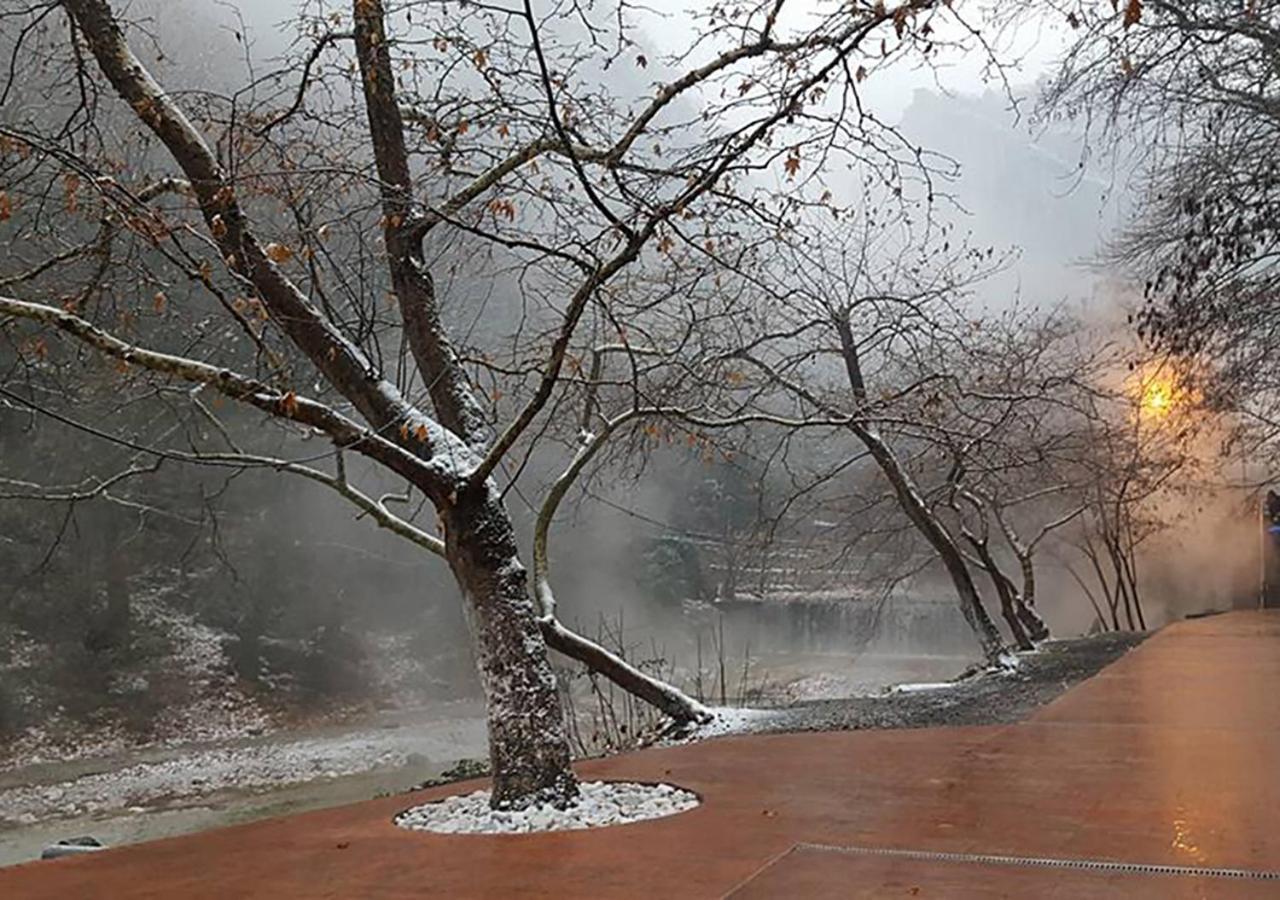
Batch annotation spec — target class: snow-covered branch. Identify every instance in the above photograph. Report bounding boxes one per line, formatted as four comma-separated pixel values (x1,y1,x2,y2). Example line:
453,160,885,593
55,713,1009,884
0,294,459,497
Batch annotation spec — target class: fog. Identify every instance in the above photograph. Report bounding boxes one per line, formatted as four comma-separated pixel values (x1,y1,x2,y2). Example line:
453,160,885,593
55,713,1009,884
0,0,1260,795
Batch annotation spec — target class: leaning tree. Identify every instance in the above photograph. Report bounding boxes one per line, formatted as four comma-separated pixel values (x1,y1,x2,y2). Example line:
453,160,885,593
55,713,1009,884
0,0,1007,807
706,204,1019,662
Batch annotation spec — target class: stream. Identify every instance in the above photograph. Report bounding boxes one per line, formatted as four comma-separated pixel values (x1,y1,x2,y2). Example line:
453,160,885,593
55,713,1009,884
0,700,488,868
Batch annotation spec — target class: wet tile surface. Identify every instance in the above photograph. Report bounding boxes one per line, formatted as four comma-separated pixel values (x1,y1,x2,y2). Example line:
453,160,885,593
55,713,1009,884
728,845,1279,898
3,610,1278,898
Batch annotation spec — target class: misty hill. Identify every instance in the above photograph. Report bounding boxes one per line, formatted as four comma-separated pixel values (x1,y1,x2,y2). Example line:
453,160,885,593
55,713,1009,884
898,87,1124,308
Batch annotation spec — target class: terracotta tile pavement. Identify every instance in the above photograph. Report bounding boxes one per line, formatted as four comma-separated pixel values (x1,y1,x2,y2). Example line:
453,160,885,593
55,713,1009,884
2,610,1277,898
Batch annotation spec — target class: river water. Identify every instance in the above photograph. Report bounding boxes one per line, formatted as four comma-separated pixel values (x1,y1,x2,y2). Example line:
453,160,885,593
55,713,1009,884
0,700,488,868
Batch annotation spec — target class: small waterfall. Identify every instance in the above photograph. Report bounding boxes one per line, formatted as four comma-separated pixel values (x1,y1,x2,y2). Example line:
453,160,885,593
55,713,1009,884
683,591,980,657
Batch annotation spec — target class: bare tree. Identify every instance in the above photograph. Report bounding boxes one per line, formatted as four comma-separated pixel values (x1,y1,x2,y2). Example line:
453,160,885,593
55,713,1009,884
710,208,1018,662
1,0,1003,804
1064,361,1201,631
1042,0,1280,469
927,309,1103,646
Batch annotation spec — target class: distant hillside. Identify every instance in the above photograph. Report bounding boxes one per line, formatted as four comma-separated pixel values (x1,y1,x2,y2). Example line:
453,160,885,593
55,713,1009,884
897,88,1126,309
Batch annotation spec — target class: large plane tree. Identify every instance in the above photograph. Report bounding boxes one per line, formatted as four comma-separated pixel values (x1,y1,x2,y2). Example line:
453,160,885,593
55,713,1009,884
0,0,997,808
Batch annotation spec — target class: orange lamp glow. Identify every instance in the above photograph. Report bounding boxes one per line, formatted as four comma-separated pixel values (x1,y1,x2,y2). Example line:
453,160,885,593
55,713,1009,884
1142,379,1174,416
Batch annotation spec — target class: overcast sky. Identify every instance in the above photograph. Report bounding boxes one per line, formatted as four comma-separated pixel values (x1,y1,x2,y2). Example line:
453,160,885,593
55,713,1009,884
212,0,1072,123
191,0,1117,309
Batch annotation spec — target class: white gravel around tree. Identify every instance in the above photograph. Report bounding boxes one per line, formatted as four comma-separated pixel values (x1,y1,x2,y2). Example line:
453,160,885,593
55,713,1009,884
395,781,699,834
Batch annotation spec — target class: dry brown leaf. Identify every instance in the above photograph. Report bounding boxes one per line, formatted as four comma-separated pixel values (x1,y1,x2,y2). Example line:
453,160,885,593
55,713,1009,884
1123,0,1142,29
264,242,294,263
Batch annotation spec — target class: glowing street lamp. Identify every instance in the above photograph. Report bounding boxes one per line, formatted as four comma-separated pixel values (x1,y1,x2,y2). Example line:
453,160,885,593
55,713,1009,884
1141,378,1174,418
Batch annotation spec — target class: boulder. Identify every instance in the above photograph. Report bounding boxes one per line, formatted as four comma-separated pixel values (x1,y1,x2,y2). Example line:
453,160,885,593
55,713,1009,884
40,836,105,861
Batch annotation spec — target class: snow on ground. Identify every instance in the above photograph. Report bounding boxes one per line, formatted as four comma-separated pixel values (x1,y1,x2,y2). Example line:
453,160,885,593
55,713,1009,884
762,652,972,704
890,681,955,694
772,672,877,702
396,781,699,834
1,583,272,771
2,720,134,773
0,705,488,828
687,706,784,739
996,650,1029,671
130,589,273,747
1,733,401,826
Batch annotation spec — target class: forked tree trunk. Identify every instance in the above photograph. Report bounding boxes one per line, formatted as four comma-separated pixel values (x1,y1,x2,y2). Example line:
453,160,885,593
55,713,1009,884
991,505,1064,644
1000,595,1034,651
1013,554,1050,642
930,525,1006,662
444,487,578,809
969,539,1034,652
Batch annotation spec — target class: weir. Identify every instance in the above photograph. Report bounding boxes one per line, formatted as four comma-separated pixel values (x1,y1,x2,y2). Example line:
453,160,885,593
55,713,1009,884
683,592,981,657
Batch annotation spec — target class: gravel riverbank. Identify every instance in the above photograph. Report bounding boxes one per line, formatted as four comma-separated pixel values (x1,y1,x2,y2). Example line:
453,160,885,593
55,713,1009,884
686,631,1147,738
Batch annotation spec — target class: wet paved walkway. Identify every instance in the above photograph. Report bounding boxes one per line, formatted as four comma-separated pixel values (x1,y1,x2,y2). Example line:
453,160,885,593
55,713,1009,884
2,610,1278,898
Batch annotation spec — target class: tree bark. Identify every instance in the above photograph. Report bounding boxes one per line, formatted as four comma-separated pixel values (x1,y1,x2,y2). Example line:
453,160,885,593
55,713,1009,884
443,486,577,809
1120,519,1147,630
952,493,1040,651
1013,554,1050,642
991,508,1054,644
968,538,1033,651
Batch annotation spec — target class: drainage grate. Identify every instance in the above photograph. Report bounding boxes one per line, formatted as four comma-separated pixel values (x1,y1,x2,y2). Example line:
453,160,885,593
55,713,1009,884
796,843,1280,882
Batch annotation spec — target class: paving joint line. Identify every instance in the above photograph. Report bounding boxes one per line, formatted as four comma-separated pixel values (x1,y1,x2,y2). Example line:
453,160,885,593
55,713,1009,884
797,842,1280,882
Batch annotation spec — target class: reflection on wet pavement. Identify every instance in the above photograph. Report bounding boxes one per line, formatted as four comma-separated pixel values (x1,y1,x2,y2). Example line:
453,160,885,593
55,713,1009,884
1,611,1278,898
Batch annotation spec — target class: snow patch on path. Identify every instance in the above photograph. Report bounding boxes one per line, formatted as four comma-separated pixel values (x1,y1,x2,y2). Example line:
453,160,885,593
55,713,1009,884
395,781,698,834
691,706,783,738
889,681,955,694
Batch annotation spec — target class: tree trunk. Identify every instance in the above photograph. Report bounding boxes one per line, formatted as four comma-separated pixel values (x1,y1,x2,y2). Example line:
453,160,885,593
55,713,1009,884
858,426,1004,660
1120,523,1147,630
1084,541,1122,630
833,315,1003,661
1014,554,1050,642
972,542,1033,652
103,539,130,648
540,618,712,724
992,506,1059,645
352,0,490,450
1013,598,1049,643
1109,540,1136,630
999,595,1032,651
443,486,578,810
